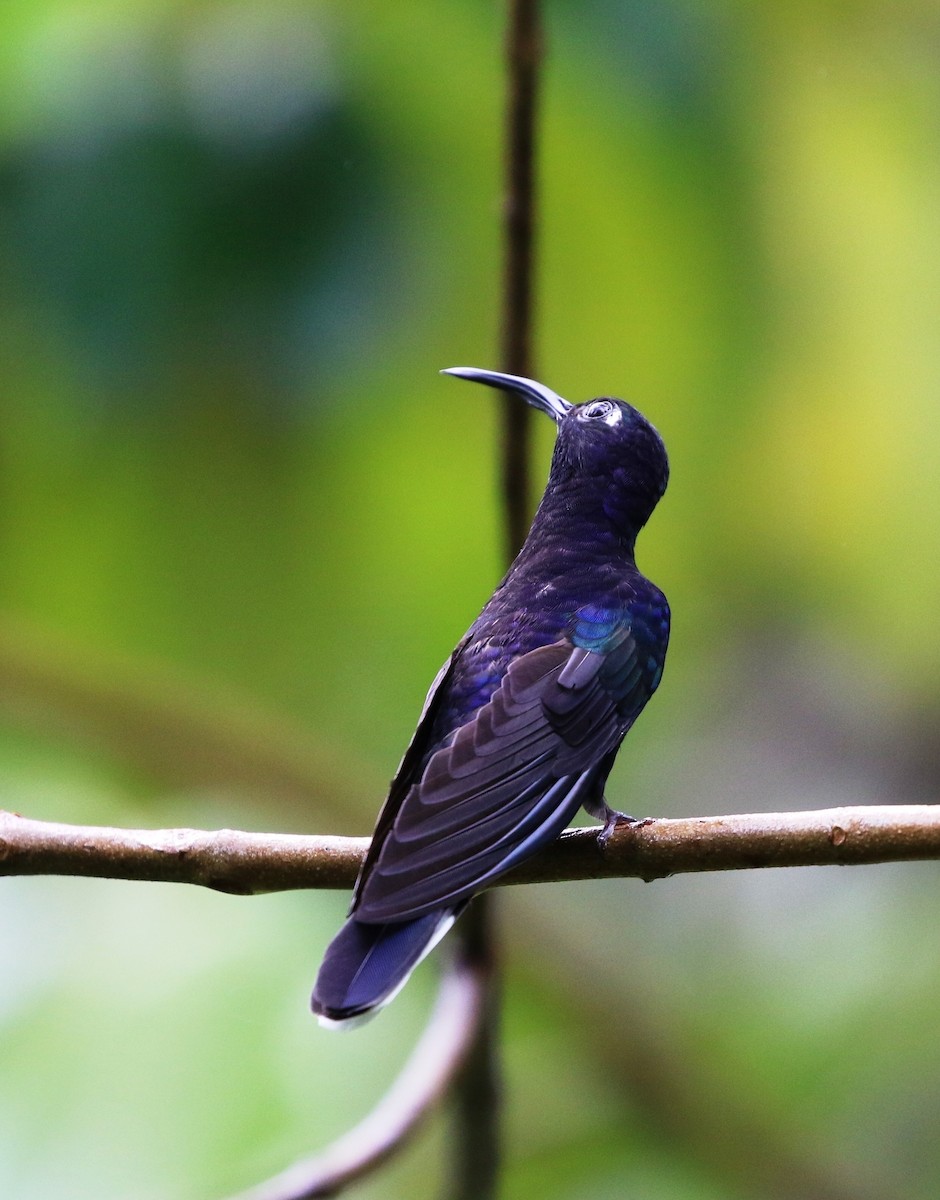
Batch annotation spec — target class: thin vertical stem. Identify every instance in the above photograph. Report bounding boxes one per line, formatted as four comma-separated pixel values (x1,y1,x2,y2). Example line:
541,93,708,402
500,0,543,557
442,900,501,1200
446,2,543,1197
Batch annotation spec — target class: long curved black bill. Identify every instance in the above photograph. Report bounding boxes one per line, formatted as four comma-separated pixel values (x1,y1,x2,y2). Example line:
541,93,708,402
442,367,572,424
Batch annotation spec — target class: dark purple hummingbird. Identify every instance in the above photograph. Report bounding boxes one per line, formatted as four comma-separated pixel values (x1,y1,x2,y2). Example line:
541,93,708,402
312,368,670,1027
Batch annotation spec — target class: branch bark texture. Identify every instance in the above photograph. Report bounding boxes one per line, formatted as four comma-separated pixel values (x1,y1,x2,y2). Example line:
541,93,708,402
3,806,939,894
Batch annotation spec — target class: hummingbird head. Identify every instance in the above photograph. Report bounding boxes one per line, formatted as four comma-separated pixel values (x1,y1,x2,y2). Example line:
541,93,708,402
442,367,668,536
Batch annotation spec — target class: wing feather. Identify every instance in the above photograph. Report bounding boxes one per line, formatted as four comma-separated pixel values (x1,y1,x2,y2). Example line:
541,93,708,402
353,595,669,924
350,643,466,909
354,639,635,922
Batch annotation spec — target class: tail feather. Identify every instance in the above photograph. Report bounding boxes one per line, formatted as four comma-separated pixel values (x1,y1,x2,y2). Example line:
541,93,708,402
312,909,457,1029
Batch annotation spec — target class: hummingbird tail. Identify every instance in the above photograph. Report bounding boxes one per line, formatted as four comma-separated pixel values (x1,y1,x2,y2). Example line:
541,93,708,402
311,908,457,1029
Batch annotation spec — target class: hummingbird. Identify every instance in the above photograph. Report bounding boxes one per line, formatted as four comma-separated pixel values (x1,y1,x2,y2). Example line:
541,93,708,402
311,368,670,1027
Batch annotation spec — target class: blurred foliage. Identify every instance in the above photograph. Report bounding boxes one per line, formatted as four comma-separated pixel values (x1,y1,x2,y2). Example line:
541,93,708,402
0,1,939,1197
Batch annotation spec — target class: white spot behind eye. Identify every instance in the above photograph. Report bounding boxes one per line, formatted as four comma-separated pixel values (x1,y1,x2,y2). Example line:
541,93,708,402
579,400,622,426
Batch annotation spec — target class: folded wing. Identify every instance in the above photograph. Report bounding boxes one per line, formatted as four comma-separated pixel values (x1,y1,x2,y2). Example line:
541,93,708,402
355,626,653,922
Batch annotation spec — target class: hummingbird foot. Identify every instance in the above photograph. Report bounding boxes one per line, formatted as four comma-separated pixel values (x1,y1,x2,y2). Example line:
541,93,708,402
585,795,642,848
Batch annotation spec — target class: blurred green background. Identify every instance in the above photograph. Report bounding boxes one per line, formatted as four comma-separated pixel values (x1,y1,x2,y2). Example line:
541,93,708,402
1,1,939,1197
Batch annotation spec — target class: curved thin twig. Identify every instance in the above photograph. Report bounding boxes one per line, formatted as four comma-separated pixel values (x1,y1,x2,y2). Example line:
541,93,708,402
223,952,487,1200
4,805,940,893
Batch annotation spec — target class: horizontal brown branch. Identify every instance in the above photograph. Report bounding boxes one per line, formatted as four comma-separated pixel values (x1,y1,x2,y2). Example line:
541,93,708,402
2,805,939,895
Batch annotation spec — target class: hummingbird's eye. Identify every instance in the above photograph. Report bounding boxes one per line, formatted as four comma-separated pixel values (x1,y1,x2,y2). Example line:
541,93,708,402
579,399,621,426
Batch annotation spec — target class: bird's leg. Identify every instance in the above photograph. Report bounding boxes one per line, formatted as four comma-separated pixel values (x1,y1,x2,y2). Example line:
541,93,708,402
584,793,638,848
